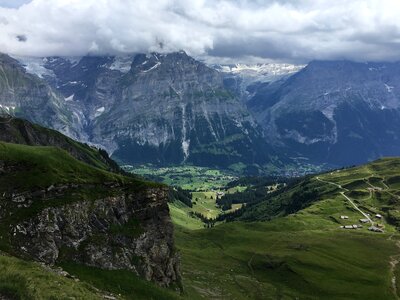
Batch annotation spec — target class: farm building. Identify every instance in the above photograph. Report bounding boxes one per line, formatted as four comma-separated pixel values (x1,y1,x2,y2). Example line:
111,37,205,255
368,226,384,233
340,216,349,219
341,225,359,229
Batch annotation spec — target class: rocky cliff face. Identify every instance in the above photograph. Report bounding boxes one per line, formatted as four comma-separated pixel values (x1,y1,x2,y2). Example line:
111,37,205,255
247,60,400,166
7,184,179,286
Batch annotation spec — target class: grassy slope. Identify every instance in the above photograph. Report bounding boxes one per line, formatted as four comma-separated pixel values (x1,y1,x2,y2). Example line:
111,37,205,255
169,201,204,230
0,254,101,299
176,209,399,299
175,158,400,299
61,263,179,300
0,116,121,172
0,253,180,300
0,141,156,191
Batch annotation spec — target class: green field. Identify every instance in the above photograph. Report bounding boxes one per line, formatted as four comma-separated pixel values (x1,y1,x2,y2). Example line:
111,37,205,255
124,165,237,190
127,164,248,227
169,201,204,230
0,253,101,299
169,191,230,229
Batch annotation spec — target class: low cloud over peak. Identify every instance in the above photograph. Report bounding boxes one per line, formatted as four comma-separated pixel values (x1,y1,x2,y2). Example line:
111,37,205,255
1,0,400,63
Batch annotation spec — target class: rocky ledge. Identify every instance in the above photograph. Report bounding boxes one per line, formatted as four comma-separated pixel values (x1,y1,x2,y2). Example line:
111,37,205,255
3,185,180,287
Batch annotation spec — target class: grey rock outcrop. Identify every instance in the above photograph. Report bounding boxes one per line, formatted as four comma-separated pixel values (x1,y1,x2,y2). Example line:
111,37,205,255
9,186,180,287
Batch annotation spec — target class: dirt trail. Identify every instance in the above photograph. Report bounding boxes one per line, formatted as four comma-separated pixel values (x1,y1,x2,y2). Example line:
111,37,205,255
316,177,373,224
340,192,373,224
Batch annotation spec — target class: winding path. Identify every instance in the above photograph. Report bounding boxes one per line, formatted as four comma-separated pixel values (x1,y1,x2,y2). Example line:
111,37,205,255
316,177,374,225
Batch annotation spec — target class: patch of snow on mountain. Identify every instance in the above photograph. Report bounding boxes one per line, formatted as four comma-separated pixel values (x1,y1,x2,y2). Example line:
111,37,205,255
13,56,55,78
65,94,74,101
384,83,394,93
217,63,305,83
64,57,81,67
142,62,161,73
0,104,16,111
95,106,105,117
110,56,133,73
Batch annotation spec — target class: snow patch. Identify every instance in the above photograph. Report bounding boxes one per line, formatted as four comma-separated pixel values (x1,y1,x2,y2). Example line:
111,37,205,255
142,62,161,73
64,57,81,67
0,104,16,111
384,83,394,93
216,63,305,83
109,56,133,73
64,94,74,101
95,106,105,117
12,56,55,78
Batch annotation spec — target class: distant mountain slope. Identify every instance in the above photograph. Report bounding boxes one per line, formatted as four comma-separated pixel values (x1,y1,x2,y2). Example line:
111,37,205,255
215,63,305,104
31,52,274,168
10,52,400,169
248,60,400,166
0,54,80,139
7,52,277,167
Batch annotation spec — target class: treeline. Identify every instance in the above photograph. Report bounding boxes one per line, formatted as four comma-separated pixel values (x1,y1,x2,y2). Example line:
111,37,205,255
215,176,309,221
189,211,216,228
216,184,285,211
225,176,283,189
216,175,290,211
168,186,192,207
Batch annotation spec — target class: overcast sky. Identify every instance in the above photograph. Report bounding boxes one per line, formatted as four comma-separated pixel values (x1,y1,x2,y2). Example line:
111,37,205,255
0,0,400,63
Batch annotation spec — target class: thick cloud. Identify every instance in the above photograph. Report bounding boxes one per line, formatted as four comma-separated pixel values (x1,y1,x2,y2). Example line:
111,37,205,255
0,0,400,63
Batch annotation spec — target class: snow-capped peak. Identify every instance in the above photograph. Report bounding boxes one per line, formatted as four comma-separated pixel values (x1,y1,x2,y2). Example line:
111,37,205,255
216,63,305,83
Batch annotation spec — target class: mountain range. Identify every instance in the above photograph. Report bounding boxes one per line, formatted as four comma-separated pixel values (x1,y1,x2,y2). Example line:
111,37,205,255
2,52,400,171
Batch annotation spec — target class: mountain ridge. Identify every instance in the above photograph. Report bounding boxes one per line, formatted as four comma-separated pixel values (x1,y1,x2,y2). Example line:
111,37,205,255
8,52,276,168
